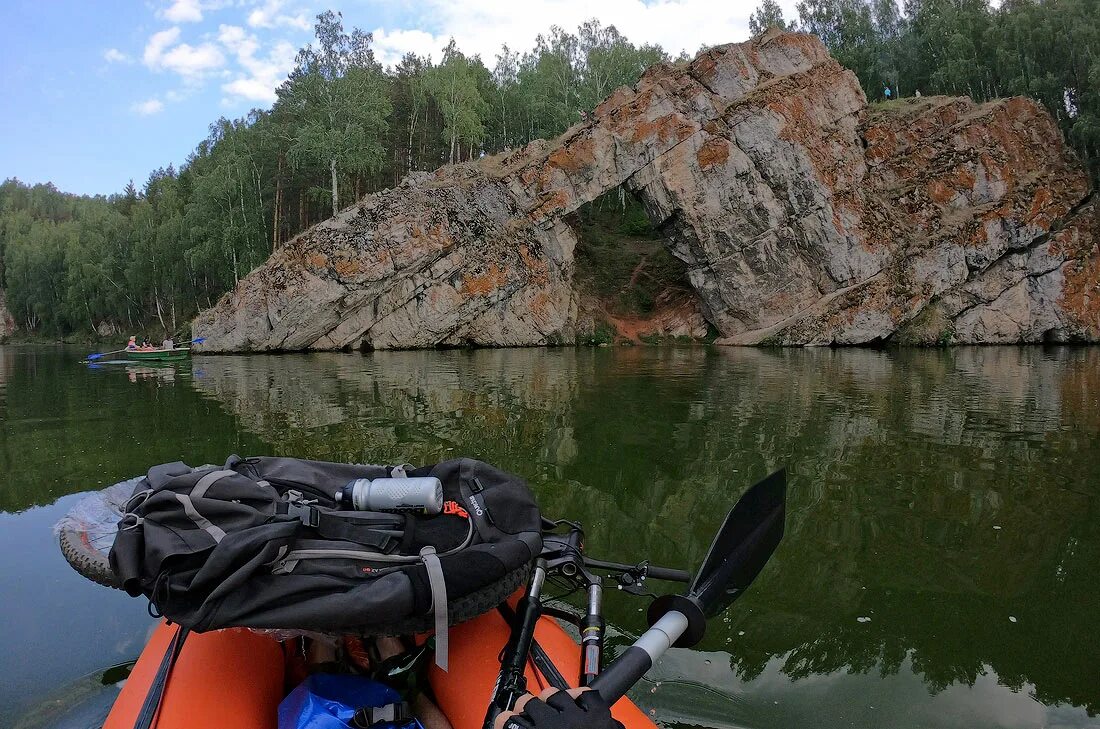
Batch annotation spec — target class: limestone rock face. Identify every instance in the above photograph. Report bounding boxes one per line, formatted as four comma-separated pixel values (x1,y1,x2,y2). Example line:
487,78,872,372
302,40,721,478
0,290,16,342
194,30,1098,351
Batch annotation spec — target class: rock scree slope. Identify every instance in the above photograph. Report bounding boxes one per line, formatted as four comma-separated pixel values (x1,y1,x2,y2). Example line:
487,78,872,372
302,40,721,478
193,29,1099,351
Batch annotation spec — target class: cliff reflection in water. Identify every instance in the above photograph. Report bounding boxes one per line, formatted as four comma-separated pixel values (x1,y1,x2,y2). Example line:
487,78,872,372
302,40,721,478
191,346,1100,724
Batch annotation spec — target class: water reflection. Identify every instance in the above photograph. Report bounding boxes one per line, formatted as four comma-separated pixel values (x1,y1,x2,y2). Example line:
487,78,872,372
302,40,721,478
2,345,1098,728
187,346,1100,726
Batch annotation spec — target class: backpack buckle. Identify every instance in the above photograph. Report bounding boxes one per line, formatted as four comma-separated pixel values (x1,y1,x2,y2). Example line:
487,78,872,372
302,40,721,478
285,491,320,528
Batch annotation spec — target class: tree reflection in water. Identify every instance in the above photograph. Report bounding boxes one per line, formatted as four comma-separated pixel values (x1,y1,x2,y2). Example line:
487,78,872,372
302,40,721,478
186,346,1100,724
3,345,1095,726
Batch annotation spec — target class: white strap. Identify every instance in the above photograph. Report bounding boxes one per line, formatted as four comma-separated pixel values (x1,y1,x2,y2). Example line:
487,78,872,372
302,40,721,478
420,546,448,671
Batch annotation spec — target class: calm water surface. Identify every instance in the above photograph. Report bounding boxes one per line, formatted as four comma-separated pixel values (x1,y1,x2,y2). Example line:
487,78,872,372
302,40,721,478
1,344,1098,728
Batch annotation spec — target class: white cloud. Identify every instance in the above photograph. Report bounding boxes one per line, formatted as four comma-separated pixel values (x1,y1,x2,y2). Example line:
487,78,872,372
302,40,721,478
144,27,225,80
143,27,181,66
247,0,310,31
366,0,801,67
103,48,132,64
163,0,203,23
218,25,297,104
132,98,165,115
161,42,226,77
372,28,446,67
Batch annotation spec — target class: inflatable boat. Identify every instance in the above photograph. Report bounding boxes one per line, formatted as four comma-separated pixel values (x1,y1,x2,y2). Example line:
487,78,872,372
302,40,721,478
101,610,656,729
57,458,785,729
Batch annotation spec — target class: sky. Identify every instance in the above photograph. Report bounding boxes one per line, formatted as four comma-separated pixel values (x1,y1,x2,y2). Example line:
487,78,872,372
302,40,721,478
0,0,798,197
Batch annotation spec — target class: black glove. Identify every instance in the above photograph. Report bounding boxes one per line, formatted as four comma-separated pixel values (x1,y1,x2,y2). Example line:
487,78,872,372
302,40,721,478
494,688,625,729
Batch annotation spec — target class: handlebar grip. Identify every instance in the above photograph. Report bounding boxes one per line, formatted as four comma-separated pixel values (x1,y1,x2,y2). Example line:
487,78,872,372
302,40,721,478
590,610,690,704
581,557,691,583
643,565,691,583
589,646,652,705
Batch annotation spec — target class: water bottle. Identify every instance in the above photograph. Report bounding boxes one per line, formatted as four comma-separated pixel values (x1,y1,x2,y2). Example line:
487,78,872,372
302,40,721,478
336,477,444,515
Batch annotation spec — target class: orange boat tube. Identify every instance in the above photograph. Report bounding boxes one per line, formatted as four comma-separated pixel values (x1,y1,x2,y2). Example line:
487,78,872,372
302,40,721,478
105,614,655,729
103,622,285,729
431,608,656,729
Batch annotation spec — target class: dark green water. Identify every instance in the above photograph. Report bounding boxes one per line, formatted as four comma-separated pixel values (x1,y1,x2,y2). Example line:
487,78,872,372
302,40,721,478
1,344,1099,728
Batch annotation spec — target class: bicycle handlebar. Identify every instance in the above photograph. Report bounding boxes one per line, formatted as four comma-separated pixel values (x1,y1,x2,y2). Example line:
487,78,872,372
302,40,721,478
582,557,691,583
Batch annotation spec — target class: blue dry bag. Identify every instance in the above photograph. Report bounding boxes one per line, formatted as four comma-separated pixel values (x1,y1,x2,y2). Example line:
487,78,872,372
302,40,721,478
278,674,425,729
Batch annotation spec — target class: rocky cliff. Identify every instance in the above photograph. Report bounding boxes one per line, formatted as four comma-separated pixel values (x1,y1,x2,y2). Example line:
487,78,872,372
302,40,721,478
194,29,1099,351
0,290,16,342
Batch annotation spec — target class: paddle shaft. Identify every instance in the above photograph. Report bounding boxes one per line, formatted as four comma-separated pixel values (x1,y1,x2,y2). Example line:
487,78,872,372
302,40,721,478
86,348,129,360
589,611,689,704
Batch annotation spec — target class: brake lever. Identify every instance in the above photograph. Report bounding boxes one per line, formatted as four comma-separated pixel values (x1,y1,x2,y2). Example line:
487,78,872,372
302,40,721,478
613,566,658,599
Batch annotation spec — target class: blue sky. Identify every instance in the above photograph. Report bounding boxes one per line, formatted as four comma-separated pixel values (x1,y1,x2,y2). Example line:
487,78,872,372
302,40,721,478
0,0,785,197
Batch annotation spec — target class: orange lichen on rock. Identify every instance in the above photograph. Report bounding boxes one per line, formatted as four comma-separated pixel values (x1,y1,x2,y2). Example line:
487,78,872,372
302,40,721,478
927,179,957,206
1060,250,1100,335
530,190,571,220
333,258,361,278
547,138,596,174
630,113,695,145
1049,206,1100,335
696,137,730,169
462,264,508,297
527,290,552,325
518,245,549,285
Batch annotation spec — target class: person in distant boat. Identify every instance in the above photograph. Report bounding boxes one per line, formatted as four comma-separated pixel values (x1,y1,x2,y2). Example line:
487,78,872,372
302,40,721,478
126,336,138,351
162,337,174,349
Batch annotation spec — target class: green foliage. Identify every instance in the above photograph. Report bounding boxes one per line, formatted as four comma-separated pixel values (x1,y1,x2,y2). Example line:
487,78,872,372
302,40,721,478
1,16,665,339
772,0,1100,179
277,11,391,215
572,190,691,317
6,4,1100,340
750,0,793,34
426,40,489,163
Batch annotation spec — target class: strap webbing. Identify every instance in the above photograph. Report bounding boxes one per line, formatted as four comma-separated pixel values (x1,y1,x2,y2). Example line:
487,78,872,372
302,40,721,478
174,493,226,542
421,546,448,671
281,499,405,550
191,469,235,499
312,509,403,550
133,625,189,729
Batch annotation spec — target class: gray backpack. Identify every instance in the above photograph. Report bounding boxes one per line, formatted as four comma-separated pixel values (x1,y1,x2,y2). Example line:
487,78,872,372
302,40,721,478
110,455,542,662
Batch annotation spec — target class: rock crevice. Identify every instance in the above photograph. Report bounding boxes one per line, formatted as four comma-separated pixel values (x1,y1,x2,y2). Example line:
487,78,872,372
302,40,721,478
194,30,1099,351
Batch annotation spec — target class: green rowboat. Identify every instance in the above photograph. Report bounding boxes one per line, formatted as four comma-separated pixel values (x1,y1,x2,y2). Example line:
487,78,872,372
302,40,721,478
125,348,191,362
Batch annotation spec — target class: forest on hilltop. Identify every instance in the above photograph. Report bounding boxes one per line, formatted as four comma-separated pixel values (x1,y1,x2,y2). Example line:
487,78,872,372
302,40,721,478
2,0,1098,338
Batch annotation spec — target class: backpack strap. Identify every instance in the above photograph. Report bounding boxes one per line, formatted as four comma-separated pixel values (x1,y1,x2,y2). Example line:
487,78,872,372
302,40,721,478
281,493,406,551
420,546,448,671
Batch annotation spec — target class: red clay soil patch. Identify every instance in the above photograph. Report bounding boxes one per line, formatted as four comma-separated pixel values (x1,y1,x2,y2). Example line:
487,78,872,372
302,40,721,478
598,289,705,343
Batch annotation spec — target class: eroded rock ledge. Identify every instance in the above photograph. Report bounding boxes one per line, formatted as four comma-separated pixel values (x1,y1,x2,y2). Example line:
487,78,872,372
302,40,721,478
194,29,1099,351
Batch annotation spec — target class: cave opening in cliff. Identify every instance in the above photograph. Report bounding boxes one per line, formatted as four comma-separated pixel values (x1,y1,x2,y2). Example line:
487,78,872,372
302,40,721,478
567,187,708,342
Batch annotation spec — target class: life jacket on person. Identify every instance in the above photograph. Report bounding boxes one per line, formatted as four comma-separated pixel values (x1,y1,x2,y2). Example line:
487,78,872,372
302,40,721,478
109,456,542,668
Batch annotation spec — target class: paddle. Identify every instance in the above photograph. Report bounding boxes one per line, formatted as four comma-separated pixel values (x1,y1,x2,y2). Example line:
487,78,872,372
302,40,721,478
590,469,786,703
84,348,129,362
85,337,206,361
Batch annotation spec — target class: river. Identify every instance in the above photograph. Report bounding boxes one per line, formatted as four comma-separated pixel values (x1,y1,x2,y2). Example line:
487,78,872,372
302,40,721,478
1,344,1098,728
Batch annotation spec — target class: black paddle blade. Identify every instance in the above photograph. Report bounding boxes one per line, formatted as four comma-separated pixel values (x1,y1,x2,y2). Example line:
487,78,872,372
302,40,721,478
689,469,786,616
